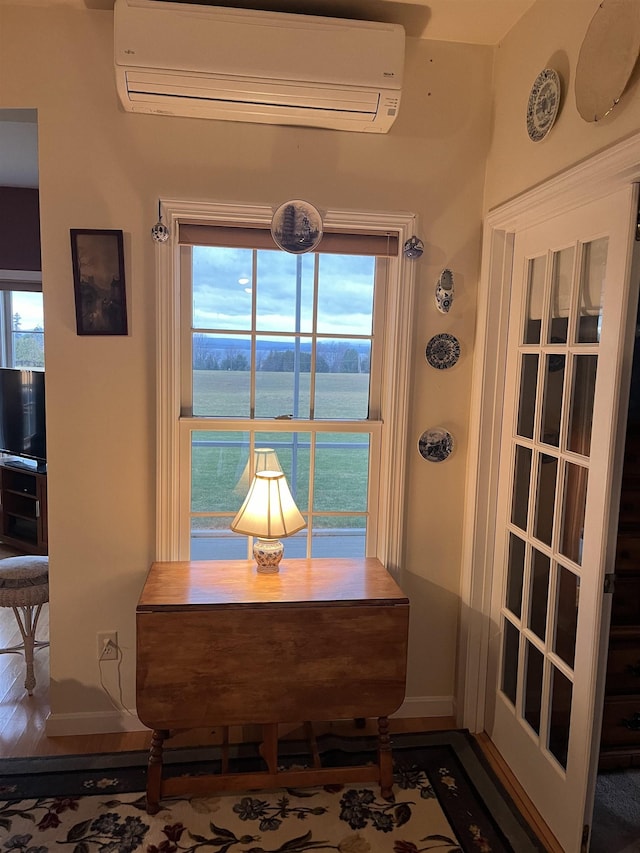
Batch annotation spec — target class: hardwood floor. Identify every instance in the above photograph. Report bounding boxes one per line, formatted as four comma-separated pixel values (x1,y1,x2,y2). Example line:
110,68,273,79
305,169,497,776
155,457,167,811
0,600,51,757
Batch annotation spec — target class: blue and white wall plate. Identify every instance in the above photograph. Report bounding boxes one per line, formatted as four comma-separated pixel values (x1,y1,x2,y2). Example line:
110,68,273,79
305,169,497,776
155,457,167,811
426,333,460,369
527,68,561,141
435,268,454,313
418,428,454,462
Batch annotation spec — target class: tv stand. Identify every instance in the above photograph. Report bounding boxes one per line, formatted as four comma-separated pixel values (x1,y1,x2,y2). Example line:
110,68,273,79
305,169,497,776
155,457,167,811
4,457,35,471
0,461,47,554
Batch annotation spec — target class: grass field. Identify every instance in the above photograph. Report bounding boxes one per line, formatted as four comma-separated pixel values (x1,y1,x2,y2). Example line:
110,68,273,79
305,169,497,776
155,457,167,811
193,369,370,419
190,371,371,529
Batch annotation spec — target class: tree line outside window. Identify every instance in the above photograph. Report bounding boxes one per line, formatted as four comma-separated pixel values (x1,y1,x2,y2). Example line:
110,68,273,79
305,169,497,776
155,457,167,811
6,290,45,369
192,335,370,374
13,311,44,368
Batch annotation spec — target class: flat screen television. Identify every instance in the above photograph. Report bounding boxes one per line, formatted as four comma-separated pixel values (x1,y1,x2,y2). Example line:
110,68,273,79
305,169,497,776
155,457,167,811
0,368,46,470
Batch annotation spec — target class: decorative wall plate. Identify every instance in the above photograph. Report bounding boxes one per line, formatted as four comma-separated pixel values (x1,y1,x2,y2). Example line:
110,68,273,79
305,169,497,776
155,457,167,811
425,333,460,370
575,0,640,122
271,199,323,254
526,69,561,142
435,268,454,313
418,428,454,463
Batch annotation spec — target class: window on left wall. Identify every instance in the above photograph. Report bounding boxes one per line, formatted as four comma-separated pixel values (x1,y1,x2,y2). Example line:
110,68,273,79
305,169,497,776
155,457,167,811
0,281,44,369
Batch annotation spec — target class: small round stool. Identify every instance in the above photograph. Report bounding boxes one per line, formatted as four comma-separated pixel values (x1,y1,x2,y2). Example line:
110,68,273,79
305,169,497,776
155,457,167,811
0,555,49,695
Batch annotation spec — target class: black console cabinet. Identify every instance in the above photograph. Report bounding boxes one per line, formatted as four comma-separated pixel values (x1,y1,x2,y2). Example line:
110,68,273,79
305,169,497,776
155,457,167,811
0,462,47,555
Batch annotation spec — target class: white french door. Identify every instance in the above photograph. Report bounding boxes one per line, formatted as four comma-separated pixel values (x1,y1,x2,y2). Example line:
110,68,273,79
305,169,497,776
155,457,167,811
485,186,638,853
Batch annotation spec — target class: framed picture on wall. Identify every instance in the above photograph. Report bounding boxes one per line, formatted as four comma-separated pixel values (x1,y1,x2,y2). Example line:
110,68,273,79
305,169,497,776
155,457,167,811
70,228,128,335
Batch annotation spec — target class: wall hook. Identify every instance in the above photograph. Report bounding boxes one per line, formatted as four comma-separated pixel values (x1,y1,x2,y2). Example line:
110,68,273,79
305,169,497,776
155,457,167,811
151,200,170,243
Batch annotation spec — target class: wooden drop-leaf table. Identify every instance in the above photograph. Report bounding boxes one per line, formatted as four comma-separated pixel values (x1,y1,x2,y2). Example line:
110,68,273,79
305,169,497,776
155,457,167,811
136,557,409,813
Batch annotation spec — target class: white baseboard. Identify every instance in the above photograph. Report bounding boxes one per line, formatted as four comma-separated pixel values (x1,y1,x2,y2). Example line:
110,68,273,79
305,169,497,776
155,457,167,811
45,710,147,736
392,695,454,719
45,696,455,737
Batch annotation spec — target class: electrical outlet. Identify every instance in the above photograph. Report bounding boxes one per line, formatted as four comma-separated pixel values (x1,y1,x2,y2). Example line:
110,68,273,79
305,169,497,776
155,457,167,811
97,631,118,661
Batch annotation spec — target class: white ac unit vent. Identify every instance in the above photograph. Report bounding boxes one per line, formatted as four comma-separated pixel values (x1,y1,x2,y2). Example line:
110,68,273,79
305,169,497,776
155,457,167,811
114,0,405,133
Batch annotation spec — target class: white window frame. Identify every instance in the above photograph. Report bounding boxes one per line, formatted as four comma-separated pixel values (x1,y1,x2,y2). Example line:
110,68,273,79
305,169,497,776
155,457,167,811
156,199,417,571
0,269,43,367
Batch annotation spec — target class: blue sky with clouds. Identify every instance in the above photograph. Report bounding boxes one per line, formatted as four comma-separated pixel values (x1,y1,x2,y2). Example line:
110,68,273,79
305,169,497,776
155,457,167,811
192,247,375,338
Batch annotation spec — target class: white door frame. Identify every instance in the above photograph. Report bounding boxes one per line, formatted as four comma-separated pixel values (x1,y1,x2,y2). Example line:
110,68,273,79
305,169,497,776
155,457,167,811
459,131,640,734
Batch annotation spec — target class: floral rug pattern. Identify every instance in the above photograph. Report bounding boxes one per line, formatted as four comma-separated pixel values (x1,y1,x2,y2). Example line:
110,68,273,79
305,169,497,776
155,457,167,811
0,734,543,853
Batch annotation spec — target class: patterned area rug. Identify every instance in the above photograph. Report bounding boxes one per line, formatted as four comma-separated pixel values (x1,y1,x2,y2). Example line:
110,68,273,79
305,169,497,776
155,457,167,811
0,731,544,853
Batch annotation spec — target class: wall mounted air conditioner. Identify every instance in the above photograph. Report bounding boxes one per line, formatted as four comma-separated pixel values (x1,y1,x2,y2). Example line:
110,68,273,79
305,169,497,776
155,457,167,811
114,0,405,133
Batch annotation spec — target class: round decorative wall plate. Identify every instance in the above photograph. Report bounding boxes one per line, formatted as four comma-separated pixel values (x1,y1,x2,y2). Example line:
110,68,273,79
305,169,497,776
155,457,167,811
526,68,561,142
575,0,640,122
271,199,323,254
418,428,454,463
425,333,460,370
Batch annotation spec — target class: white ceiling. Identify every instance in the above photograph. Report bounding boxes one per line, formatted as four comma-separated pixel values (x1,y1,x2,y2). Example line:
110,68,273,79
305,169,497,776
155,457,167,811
0,0,537,188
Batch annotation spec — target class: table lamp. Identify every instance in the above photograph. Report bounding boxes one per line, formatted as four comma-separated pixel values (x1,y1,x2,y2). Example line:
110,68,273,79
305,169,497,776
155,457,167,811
230,470,306,573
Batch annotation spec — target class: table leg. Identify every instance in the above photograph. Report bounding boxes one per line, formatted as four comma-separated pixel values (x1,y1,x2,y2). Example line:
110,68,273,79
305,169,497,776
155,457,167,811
305,721,322,769
377,716,394,801
258,723,279,774
221,725,230,774
146,728,169,814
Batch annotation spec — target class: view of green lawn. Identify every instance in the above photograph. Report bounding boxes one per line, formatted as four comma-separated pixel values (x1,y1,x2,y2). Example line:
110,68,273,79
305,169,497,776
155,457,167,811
191,370,371,528
193,368,370,419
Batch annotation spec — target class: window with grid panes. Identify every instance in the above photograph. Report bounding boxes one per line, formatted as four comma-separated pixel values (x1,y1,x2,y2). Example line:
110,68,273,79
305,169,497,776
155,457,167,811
0,275,44,368
156,201,416,566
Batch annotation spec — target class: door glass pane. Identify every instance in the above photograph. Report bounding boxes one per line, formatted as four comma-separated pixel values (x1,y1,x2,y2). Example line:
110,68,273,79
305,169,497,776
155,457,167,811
549,666,573,770
501,618,520,706
517,354,538,439
534,454,557,547
524,256,546,344
560,462,587,565
193,333,251,416
529,549,550,641
548,247,574,343
512,445,532,531
568,355,597,456
506,533,525,618
524,641,544,735
577,237,608,343
541,354,565,447
554,566,578,668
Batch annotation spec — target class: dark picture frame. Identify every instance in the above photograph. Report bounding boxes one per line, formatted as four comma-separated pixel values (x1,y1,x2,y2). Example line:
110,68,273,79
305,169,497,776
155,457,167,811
70,229,128,335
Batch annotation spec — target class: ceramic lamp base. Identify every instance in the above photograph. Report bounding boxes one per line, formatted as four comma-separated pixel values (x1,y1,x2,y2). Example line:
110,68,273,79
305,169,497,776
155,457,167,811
253,538,284,573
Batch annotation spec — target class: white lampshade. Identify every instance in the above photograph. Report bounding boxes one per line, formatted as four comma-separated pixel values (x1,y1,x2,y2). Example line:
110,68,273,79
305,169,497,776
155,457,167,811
234,448,282,496
231,470,305,539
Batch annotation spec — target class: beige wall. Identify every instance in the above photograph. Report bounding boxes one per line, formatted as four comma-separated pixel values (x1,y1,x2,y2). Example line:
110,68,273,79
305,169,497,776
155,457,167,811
485,0,640,212
0,3,493,727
